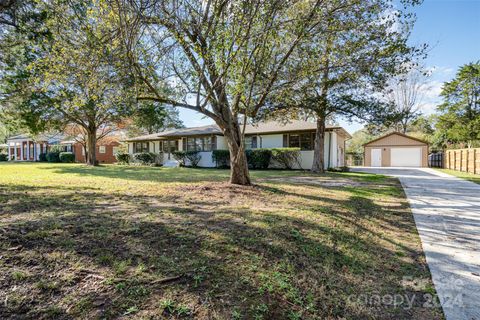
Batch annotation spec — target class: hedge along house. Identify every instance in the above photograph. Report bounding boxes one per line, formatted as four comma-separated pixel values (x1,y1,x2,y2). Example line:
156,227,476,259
363,132,429,167
126,120,352,169
5,133,67,161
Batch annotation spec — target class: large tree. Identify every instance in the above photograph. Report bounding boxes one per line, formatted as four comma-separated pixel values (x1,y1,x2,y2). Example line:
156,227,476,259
267,0,425,172
1,0,135,165
114,0,329,184
436,62,480,148
387,67,430,133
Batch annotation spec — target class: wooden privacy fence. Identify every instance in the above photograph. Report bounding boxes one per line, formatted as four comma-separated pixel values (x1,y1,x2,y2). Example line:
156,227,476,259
444,148,480,174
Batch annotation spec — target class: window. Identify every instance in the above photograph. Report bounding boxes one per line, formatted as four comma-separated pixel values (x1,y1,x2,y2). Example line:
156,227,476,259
186,138,196,151
300,133,312,150
29,143,34,158
195,138,203,151
162,140,178,153
134,142,149,153
186,137,213,151
244,136,258,149
113,147,119,155
203,137,212,151
99,146,106,154
287,132,314,150
288,134,300,148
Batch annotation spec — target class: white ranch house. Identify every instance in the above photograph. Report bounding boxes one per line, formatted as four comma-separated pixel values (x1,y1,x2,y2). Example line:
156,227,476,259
126,120,351,169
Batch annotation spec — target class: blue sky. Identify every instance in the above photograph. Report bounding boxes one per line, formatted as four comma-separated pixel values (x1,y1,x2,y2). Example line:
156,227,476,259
179,0,480,134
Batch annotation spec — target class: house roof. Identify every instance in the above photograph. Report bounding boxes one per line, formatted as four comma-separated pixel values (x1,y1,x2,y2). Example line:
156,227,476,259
126,120,351,141
7,132,66,142
6,133,31,140
363,132,428,147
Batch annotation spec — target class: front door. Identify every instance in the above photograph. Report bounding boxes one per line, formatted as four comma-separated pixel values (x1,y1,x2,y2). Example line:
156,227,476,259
371,148,382,167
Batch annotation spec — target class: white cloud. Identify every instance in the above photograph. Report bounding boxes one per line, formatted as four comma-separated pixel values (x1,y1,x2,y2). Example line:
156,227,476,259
422,80,443,100
414,65,455,115
419,102,438,114
432,66,455,76
419,80,444,114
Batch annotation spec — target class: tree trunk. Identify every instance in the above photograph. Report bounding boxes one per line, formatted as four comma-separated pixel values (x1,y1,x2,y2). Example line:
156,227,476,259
223,122,251,185
311,116,326,173
86,129,97,166
82,144,88,164
312,34,331,173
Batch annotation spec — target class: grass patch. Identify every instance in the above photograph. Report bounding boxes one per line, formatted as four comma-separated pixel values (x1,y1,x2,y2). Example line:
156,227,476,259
435,168,480,185
0,163,443,319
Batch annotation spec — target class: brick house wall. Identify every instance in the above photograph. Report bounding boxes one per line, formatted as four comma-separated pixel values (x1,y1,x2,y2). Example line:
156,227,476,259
73,142,120,164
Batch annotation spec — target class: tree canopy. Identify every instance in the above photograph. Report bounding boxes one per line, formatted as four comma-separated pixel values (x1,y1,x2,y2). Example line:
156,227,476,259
436,62,480,148
263,0,426,171
113,0,334,184
386,67,430,133
1,0,427,181
1,0,136,164
131,103,184,135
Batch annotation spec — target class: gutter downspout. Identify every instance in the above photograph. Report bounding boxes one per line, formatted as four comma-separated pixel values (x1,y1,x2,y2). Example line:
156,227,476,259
327,131,332,169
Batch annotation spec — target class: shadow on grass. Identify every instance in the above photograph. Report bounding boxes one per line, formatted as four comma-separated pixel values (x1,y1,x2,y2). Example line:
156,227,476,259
257,183,422,257
37,163,363,184
39,164,232,183
0,180,442,319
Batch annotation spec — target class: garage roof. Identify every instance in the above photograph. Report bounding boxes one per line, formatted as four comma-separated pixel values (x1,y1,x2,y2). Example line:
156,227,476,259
363,132,428,147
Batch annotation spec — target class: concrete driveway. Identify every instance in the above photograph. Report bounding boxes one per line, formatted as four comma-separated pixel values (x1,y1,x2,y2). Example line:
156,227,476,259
353,167,480,320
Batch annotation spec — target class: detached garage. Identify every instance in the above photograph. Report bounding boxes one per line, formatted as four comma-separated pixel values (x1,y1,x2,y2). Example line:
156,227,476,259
364,132,428,167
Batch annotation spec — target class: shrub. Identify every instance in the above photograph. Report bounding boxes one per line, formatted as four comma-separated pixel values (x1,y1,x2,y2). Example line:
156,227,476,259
133,152,156,165
172,151,187,166
59,152,75,163
115,152,131,164
212,150,230,168
0,153,7,161
245,149,272,169
271,148,301,169
185,151,201,167
39,153,47,162
46,152,61,163
173,151,201,167
49,145,64,153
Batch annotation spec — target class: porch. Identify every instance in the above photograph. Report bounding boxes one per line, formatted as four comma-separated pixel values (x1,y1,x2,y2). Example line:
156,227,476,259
7,139,48,161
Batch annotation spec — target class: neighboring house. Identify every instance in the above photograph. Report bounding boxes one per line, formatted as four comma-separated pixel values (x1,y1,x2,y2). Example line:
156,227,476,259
126,120,351,169
363,132,429,167
67,136,122,164
6,132,124,164
5,133,66,161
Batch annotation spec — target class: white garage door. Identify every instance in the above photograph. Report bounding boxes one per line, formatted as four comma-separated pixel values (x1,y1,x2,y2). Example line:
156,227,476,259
390,148,422,167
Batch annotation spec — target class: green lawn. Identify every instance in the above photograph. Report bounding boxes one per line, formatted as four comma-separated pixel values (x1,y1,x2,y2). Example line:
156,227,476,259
436,168,480,185
0,163,442,319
